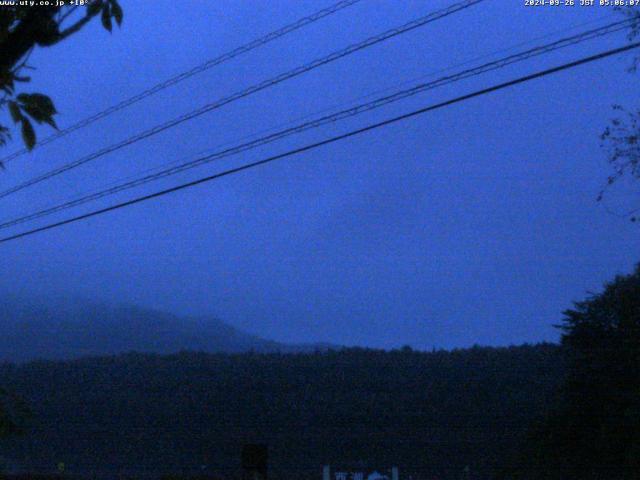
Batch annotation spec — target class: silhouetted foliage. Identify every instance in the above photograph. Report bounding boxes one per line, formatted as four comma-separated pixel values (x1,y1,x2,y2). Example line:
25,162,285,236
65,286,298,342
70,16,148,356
506,264,640,480
0,344,563,480
617,6,640,72
599,8,640,219
600,106,640,221
0,1,122,153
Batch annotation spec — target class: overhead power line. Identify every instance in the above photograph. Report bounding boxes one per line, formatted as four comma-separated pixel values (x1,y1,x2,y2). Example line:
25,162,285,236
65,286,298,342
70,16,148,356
1,41,637,245
0,0,485,200
0,0,363,165
0,18,632,231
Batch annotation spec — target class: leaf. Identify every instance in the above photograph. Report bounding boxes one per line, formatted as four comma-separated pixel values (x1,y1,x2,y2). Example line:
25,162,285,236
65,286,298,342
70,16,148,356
101,4,112,32
109,0,123,26
42,115,58,130
87,1,103,16
17,93,57,115
8,101,22,123
0,74,14,94
20,118,36,151
16,93,58,129
0,124,10,153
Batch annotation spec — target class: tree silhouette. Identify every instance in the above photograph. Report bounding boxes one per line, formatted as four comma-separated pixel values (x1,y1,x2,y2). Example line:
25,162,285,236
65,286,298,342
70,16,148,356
599,7,640,220
509,264,640,479
558,263,640,477
0,1,123,154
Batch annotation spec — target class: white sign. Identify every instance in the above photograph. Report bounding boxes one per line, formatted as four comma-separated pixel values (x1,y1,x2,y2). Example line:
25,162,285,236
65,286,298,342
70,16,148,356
334,470,391,480
324,465,398,480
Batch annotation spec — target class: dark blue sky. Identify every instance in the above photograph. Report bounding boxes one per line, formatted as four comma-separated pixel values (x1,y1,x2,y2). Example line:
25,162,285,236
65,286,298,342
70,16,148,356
1,0,638,349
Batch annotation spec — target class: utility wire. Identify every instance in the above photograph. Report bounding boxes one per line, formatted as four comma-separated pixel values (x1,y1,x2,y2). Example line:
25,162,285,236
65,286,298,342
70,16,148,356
46,11,616,204
1,41,637,245
0,0,363,165
0,0,484,199
0,18,632,231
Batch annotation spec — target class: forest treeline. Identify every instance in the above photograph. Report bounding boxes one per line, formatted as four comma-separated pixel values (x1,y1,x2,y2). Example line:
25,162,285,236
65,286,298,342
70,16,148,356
0,344,564,480
505,264,640,480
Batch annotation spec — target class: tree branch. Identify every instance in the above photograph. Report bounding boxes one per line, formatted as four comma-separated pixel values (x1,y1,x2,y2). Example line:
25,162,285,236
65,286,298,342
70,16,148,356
0,7,57,72
57,6,101,41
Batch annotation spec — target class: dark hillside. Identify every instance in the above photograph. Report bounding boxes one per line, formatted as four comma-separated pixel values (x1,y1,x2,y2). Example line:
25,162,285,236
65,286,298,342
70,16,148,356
0,298,330,362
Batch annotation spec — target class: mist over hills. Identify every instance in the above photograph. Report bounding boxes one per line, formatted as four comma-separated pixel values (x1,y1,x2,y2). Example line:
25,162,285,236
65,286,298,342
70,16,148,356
0,297,331,362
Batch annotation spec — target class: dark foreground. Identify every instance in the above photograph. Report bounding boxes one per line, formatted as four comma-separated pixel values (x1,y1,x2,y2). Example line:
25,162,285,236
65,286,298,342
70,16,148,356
0,344,564,480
